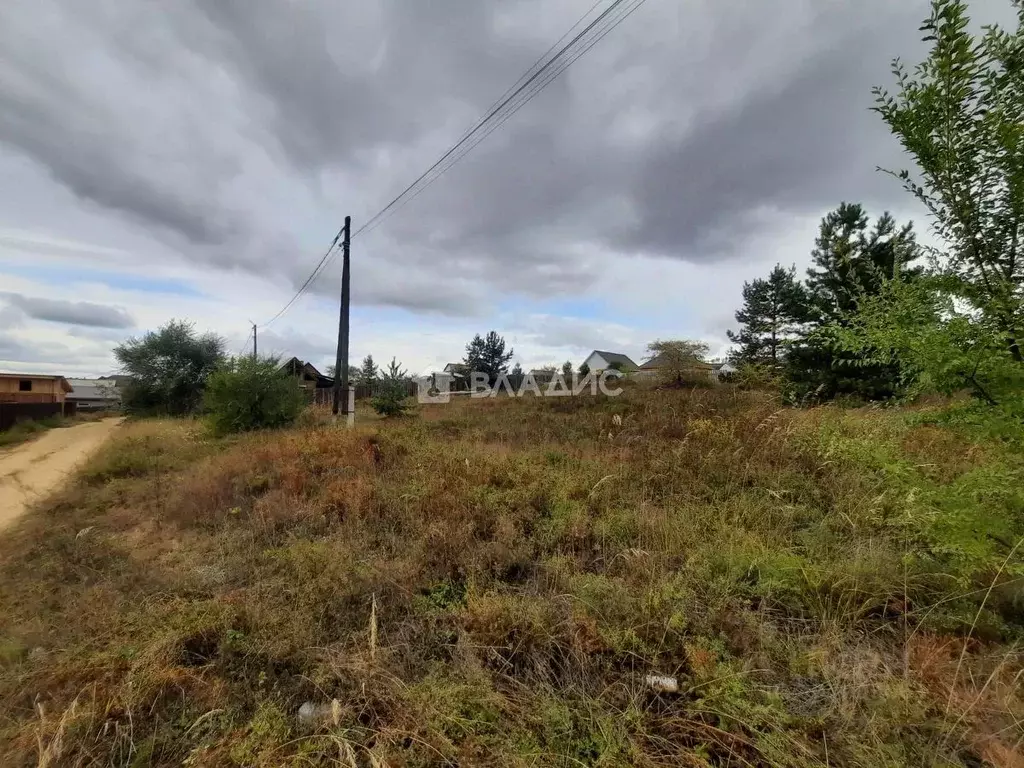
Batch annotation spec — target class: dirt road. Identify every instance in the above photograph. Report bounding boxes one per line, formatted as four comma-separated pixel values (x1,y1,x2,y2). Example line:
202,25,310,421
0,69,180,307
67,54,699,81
0,418,123,531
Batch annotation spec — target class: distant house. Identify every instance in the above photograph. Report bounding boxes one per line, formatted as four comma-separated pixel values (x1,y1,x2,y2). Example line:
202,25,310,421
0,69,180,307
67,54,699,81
529,368,556,383
442,362,470,391
581,350,639,375
640,353,730,382
711,362,738,380
0,372,72,404
66,378,122,411
279,357,335,404
443,362,468,378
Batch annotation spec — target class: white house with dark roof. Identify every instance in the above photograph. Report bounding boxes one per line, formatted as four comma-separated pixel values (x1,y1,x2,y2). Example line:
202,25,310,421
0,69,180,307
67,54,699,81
581,350,639,375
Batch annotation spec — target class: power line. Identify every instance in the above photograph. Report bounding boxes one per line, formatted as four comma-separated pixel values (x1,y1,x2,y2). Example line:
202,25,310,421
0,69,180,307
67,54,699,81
351,0,638,241
261,227,344,328
260,0,647,327
355,0,648,241
236,327,254,357
259,4,612,329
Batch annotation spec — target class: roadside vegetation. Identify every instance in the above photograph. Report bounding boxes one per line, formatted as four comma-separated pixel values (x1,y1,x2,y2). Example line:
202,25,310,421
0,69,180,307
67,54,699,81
0,412,113,449
0,416,69,448
0,387,1021,766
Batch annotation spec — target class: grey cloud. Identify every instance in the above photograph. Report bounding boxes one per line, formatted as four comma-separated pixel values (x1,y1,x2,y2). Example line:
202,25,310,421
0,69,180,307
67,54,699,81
514,315,640,356
67,326,134,343
0,332,39,364
2,293,134,328
253,328,336,371
0,331,70,366
0,0,994,320
615,14,923,257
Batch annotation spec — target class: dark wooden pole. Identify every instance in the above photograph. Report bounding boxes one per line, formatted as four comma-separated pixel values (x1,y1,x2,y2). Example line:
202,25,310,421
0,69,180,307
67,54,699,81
332,216,352,416
252,323,257,359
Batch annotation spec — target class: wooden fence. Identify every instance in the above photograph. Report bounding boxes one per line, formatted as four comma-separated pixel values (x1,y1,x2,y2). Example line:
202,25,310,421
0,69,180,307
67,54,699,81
306,381,419,408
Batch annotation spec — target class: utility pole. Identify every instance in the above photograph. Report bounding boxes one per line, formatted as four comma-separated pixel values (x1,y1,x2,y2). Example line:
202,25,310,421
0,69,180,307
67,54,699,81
332,216,352,418
252,323,257,359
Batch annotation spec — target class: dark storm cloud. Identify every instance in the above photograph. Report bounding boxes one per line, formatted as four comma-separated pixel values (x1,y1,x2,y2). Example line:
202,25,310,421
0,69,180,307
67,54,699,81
0,5,244,248
615,9,925,257
1,0,987,315
1,293,134,329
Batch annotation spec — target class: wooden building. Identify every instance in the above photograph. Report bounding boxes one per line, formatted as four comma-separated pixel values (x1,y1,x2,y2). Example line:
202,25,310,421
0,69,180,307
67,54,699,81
278,357,335,406
0,373,72,404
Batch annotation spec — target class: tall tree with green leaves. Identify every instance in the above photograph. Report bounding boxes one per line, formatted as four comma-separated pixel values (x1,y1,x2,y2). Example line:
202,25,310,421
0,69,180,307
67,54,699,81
728,264,807,366
646,339,710,388
873,0,1024,366
114,320,225,415
356,354,379,385
464,331,514,385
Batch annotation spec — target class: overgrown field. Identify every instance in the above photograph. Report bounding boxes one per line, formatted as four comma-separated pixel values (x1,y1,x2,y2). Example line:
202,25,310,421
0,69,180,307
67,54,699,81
1,388,1022,766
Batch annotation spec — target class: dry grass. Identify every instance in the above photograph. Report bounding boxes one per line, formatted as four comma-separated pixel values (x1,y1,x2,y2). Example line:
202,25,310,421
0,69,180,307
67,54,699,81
0,390,1021,766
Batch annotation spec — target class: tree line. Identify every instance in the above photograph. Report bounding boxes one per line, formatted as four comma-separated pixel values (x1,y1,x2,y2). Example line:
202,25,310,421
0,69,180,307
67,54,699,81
727,203,922,401
728,0,1023,418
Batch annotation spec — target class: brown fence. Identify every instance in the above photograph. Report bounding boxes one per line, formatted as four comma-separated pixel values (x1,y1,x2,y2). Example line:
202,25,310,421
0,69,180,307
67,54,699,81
354,381,418,400
306,381,419,407
0,401,75,431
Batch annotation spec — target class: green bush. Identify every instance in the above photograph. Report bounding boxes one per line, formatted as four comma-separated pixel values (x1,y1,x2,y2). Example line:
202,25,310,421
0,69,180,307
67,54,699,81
203,356,305,435
371,382,409,417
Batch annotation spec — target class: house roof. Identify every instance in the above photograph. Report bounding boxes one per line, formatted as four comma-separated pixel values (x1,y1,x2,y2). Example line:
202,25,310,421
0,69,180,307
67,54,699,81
641,353,713,370
0,372,73,392
442,362,468,377
278,357,334,387
279,357,321,376
66,379,122,400
588,351,638,370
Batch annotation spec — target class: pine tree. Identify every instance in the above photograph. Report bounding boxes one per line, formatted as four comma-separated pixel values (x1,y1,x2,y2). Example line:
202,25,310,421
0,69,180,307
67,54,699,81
356,354,378,385
383,357,407,381
789,203,921,400
727,264,807,366
806,203,920,322
463,331,514,385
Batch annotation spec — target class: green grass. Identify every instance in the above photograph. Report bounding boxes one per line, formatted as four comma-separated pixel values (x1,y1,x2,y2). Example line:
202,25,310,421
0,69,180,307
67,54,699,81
0,416,71,448
0,391,1021,766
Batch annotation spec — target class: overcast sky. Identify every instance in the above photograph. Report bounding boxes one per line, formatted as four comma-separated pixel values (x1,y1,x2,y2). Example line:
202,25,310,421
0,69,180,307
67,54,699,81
0,0,1013,376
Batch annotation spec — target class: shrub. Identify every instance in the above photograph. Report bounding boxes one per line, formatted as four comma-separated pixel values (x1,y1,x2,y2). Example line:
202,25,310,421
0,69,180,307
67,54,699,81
203,356,305,435
371,381,409,417
371,357,411,417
